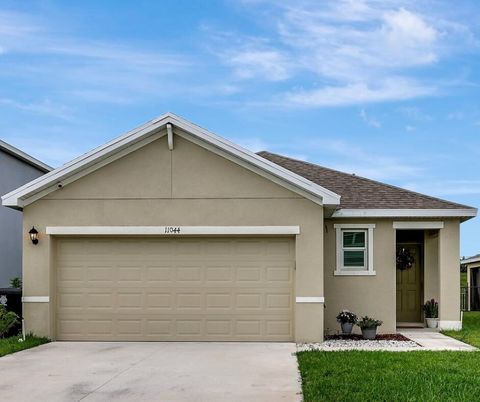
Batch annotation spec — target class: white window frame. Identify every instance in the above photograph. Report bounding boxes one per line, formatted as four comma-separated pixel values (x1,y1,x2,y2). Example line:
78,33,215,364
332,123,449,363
334,224,375,276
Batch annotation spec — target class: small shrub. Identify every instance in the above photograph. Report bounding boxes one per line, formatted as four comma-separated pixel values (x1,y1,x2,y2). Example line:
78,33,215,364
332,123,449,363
357,316,383,330
9,277,22,289
423,299,438,318
336,310,358,324
0,306,19,338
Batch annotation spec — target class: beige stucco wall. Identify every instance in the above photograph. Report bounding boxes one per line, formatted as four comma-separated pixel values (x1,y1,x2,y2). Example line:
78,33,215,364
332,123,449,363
438,219,461,323
324,219,460,333
323,219,396,334
22,133,325,342
424,230,440,302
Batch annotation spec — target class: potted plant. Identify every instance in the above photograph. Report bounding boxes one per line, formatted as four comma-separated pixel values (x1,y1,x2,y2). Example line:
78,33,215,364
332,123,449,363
423,299,438,328
336,310,357,334
357,316,383,340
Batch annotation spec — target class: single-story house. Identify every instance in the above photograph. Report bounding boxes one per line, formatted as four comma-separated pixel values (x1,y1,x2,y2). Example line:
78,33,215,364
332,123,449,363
0,140,51,288
462,254,480,310
1,113,476,342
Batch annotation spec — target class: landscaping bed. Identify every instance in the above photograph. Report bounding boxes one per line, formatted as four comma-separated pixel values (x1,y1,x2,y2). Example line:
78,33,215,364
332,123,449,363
298,333,420,351
297,350,480,402
326,333,411,341
0,335,49,358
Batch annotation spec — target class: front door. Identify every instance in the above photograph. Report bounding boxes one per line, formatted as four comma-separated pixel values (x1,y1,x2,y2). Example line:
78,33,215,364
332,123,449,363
396,244,422,323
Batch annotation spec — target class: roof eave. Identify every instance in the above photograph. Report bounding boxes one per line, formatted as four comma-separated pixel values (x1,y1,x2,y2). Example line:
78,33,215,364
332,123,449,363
0,140,52,173
331,208,477,221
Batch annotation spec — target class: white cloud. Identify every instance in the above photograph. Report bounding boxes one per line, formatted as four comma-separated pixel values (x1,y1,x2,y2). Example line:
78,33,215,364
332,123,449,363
308,139,422,181
1,136,81,168
447,111,465,120
405,125,416,132
397,106,433,121
216,0,474,107
359,108,381,128
232,136,271,152
226,48,291,81
0,10,192,105
286,78,435,107
404,180,480,196
0,98,73,120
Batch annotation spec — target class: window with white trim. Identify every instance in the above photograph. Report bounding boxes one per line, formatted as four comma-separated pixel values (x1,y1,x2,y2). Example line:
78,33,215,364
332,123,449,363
334,224,375,276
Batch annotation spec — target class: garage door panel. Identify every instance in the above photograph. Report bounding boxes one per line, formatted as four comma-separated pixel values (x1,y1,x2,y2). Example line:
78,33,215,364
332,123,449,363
205,266,233,283
176,266,203,282
145,265,173,283
56,237,294,341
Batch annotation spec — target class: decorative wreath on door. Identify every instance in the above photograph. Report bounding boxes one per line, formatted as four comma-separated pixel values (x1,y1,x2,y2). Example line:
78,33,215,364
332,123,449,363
396,248,415,271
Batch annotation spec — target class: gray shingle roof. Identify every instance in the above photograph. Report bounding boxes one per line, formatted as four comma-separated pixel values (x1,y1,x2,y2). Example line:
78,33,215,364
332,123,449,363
257,151,474,210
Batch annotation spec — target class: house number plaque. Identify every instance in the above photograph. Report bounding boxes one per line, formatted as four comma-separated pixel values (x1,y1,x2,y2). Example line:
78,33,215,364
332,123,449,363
164,226,181,234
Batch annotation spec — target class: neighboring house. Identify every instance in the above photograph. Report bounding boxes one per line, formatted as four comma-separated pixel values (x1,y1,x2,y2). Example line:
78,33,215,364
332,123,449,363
0,140,51,288
462,254,480,311
1,113,476,342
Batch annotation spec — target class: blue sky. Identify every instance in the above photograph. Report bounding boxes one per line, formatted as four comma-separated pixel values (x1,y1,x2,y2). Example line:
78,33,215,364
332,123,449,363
1,0,479,255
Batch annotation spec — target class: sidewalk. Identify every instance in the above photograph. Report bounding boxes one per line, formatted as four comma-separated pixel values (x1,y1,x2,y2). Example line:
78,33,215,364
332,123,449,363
398,329,476,351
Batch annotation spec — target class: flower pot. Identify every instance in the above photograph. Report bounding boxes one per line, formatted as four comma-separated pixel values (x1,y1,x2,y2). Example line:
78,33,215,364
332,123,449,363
341,322,354,334
426,318,438,329
361,328,377,340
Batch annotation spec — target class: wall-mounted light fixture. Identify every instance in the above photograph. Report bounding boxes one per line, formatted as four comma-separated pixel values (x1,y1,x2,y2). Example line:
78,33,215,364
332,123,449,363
29,227,39,245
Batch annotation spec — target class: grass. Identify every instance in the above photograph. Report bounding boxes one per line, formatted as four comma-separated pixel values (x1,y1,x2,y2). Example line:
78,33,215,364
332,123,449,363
297,351,480,402
442,311,480,348
0,334,49,358
297,312,480,401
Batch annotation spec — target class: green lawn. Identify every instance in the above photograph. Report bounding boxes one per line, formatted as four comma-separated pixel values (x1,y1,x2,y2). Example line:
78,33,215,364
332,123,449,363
0,335,49,358
297,351,480,402
297,312,480,401
442,311,480,348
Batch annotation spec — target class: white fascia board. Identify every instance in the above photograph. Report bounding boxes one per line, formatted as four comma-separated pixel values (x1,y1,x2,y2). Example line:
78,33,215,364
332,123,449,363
393,221,444,229
0,140,52,172
2,112,341,209
462,257,480,265
332,209,477,218
46,226,301,236
169,117,340,206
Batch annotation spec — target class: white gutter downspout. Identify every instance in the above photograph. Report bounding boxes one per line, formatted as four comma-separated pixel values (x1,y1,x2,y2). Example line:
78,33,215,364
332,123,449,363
167,123,174,151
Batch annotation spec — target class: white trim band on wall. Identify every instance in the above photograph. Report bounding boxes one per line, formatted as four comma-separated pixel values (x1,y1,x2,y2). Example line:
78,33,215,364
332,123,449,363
438,321,462,330
22,296,49,303
393,221,444,229
46,226,301,236
296,297,325,303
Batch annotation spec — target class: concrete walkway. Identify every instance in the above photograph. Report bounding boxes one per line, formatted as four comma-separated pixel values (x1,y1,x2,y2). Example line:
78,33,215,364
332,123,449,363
0,342,301,402
399,329,477,351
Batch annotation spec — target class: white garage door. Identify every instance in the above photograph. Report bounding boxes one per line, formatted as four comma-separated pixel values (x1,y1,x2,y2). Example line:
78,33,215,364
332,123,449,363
55,237,295,341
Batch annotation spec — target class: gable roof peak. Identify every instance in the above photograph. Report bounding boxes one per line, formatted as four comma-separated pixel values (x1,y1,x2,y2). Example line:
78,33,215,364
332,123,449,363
2,113,340,210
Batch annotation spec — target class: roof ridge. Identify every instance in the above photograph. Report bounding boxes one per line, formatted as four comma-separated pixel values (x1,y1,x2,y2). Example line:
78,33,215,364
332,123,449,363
257,151,474,210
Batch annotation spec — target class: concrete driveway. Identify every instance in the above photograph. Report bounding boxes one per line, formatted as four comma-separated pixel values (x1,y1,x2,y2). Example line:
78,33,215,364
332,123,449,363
0,342,300,402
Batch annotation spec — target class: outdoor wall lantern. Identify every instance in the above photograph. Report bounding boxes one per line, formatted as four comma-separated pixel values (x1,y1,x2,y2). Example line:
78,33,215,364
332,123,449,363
29,227,39,245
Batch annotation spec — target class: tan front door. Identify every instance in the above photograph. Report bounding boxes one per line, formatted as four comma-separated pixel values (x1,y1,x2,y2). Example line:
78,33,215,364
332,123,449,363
55,237,295,341
396,244,422,323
